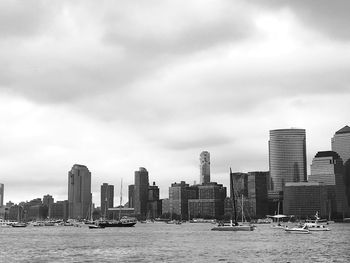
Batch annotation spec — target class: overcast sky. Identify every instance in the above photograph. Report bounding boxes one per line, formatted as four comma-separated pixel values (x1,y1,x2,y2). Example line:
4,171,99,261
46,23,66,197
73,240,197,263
1,0,349,206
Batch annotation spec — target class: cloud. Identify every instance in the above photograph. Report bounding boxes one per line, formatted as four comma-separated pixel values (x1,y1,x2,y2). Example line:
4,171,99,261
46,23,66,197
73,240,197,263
250,0,350,40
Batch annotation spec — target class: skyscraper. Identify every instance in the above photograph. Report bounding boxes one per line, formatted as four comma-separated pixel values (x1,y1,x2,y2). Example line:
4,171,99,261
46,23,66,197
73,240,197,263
200,151,210,184
309,151,343,185
269,128,307,192
134,167,149,217
68,164,92,219
332,125,350,164
0,184,4,207
101,183,114,219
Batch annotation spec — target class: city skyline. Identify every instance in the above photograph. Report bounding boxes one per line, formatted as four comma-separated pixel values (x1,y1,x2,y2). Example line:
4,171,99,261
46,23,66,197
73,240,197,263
0,1,349,205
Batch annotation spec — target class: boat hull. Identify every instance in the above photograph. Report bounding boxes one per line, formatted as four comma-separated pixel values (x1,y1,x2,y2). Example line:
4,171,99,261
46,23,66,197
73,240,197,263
211,225,254,231
98,222,136,227
285,228,310,234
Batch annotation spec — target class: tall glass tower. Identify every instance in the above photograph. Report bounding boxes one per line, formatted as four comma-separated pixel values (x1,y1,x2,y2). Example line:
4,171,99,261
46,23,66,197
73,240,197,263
68,164,92,219
269,129,307,192
200,151,210,184
134,167,149,217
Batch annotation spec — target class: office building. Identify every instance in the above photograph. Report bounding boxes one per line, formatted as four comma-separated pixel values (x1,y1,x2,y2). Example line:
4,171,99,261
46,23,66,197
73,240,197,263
309,151,343,185
200,151,210,184
147,182,162,218
169,181,198,219
0,183,3,207
332,125,350,164
332,126,350,218
68,164,92,219
101,183,114,219
283,182,328,219
133,167,149,217
247,172,269,218
230,171,268,219
43,194,54,207
50,200,69,220
269,128,307,192
188,182,226,219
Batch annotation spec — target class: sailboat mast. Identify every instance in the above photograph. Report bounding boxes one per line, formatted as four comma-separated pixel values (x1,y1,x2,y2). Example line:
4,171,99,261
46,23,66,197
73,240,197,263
241,194,244,223
119,179,123,220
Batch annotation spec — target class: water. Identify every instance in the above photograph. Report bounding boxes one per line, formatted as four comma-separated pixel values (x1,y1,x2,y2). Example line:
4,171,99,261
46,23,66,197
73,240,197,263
1,223,349,262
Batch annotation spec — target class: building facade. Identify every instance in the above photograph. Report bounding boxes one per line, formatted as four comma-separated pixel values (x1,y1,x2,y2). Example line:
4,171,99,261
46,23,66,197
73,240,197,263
247,172,269,219
0,183,3,207
283,182,328,219
269,128,307,192
68,164,92,219
200,151,210,184
101,183,114,219
188,182,226,219
332,125,350,164
169,181,198,219
133,167,149,217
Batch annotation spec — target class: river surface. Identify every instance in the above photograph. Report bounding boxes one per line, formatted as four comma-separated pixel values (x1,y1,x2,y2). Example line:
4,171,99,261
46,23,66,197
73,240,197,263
0,222,349,262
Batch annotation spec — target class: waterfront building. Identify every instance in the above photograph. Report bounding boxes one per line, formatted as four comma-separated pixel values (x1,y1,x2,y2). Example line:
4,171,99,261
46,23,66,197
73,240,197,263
169,181,197,219
0,183,3,207
332,125,350,164
133,167,149,217
269,128,307,192
188,182,226,219
101,183,114,219
230,171,269,219
247,172,269,219
43,195,54,207
331,126,350,218
50,200,69,220
200,151,210,184
147,182,162,218
283,182,328,219
161,198,170,215
68,164,92,219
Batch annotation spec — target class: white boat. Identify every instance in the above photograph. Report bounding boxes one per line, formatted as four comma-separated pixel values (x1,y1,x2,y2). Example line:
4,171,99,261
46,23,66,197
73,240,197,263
304,212,330,231
285,224,310,234
0,220,12,228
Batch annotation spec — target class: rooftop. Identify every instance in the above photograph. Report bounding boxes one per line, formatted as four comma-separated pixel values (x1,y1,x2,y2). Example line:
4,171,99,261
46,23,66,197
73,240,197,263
335,125,350,135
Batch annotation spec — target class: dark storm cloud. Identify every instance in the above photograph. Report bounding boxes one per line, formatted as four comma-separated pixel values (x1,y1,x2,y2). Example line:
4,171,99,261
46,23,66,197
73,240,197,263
251,0,350,40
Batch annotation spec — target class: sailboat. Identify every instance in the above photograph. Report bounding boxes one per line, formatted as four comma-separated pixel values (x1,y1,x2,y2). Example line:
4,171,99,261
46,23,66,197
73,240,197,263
211,168,254,231
12,206,27,228
98,179,137,228
270,202,287,229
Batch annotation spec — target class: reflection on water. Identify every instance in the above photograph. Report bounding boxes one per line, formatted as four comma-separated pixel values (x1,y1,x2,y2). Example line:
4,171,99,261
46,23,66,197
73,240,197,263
0,223,350,262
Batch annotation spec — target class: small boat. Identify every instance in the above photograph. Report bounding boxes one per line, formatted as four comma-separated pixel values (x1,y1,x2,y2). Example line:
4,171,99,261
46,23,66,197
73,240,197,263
285,224,310,234
89,224,105,229
12,223,27,228
211,220,255,231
